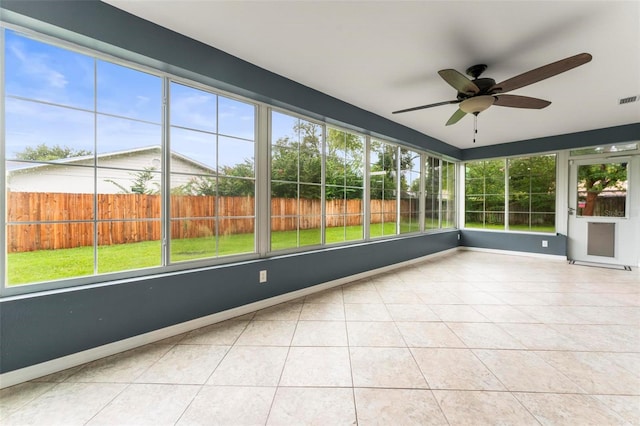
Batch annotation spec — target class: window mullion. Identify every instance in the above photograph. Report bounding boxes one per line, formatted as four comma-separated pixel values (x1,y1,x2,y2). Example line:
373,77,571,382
364,136,371,240
505,159,509,231
396,146,401,234
161,77,170,265
256,105,270,256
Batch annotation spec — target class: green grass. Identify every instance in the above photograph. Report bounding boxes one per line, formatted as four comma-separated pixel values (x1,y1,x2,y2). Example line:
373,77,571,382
7,221,421,286
464,222,555,233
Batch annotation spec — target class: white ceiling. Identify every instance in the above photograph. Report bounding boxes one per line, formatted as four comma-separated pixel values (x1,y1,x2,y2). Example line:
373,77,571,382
105,1,639,150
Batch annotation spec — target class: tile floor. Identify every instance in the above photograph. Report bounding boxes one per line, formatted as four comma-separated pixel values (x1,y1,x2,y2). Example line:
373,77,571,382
1,251,639,425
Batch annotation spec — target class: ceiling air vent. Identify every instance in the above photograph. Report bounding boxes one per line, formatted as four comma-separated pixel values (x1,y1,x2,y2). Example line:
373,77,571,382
619,95,638,105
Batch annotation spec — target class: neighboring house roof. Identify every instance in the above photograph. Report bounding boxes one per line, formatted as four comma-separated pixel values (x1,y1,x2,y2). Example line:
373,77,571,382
6,146,216,174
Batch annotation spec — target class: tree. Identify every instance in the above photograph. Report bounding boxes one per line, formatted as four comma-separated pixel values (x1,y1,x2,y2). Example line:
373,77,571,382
106,167,159,194
15,143,91,161
578,162,627,216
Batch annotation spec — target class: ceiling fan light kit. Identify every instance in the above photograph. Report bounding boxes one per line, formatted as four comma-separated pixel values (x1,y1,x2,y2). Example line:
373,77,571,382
459,95,495,114
392,53,593,135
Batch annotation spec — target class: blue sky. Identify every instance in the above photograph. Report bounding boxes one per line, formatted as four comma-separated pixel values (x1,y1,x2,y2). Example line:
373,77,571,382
4,29,256,170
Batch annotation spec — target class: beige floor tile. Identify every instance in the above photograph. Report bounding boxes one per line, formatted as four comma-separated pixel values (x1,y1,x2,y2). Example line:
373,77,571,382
135,345,228,384
569,306,640,325
267,387,355,425
342,289,383,303
253,301,302,320
279,346,352,387
177,386,275,426
514,392,628,425
344,303,392,321
350,347,426,388
416,291,464,304
498,323,587,350
411,348,505,390
66,344,173,383
207,346,288,386
346,321,406,347
518,305,585,324
470,304,537,323
535,350,640,394
304,288,343,304
454,292,504,305
447,322,526,349
594,395,640,424
433,390,539,426
0,382,56,420
354,388,448,425
299,303,345,320
430,305,489,322
473,349,583,393
378,290,423,304
396,322,466,348
3,383,126,426
180,320,249,345
234,320,297,346
491,291,546,305
291,320,348,346
87,383,199,425
385,304,439,321
549,324,640,352
609,352,640,376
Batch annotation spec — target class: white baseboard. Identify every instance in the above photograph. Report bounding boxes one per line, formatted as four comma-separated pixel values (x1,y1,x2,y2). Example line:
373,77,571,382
459,246,567,261
0,248,458,389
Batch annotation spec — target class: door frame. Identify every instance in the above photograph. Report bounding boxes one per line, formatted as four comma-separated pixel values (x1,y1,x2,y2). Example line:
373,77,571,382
566,153,638,268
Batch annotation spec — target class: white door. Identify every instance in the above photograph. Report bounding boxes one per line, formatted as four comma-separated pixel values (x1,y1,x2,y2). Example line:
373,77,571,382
567,156,638,269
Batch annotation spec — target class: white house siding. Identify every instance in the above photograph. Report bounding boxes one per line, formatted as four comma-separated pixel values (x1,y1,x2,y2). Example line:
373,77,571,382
7,148,215,194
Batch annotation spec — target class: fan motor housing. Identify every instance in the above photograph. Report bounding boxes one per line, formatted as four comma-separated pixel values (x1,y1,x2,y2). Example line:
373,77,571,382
457,77,496,100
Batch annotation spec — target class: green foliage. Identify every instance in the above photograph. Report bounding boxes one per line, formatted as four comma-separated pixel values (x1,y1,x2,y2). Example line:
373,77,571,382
465,155,557,230
14,143,91,161
578,163,627,192
106,167,159,194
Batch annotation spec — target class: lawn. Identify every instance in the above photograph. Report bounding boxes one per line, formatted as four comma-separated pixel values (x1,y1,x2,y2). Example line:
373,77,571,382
8,222,418,286
464,222,556,233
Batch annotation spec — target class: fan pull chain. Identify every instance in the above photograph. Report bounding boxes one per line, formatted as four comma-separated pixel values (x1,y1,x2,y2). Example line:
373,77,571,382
473,112,478,143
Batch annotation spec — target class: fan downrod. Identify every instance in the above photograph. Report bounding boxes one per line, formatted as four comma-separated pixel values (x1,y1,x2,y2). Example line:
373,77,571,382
465,64,487,79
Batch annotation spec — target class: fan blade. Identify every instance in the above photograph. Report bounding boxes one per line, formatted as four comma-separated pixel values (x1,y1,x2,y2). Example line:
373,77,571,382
392,100,460,114
446,108,467,126
490,52,592,93
438,69,480,95
493,94,551,109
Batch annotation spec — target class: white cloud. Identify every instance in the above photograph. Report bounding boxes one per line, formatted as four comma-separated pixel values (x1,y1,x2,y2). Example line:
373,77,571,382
8,39,68,89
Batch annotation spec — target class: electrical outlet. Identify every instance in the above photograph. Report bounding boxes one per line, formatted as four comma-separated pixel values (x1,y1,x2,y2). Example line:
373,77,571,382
259,270,267,283
542,240,548,248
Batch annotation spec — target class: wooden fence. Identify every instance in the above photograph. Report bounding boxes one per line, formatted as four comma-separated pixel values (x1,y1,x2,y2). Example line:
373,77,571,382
7,192,413,253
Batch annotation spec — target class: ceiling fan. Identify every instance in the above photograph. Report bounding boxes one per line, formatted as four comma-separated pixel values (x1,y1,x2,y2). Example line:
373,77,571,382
392,53,592,126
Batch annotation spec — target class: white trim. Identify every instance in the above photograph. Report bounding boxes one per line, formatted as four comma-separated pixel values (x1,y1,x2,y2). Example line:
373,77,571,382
0,247,459,389
459,246,567,261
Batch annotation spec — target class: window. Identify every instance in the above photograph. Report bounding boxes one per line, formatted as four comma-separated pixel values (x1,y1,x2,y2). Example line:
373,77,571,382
400,148,421,234
424,156,440,230
369,140,399,238
465,160,506,230
508,155,556,232
169,82,256,262
2,25,459,294
325,127,365,244
577,162,627,218
464,155,556,233
441,160,456,228
270,111,323,250
5,29,164,286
